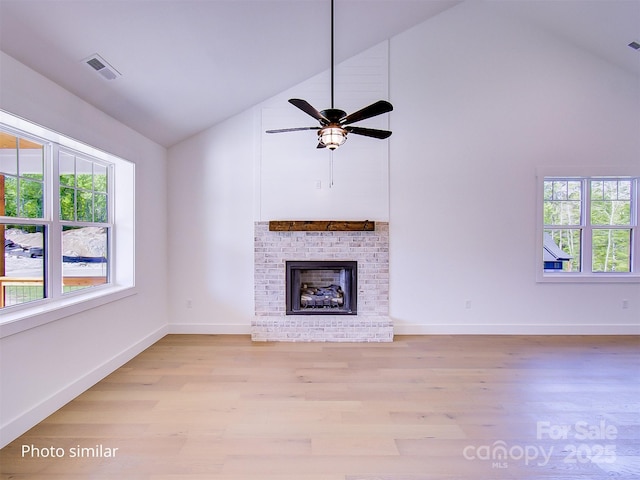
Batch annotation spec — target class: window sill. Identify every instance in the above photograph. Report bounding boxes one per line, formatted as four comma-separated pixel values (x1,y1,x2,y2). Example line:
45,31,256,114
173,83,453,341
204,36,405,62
537,273,640,283
0,285,137,339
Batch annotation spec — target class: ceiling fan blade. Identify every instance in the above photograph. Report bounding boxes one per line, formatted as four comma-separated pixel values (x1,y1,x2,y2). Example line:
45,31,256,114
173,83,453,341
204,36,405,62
340,100,393,125
316,142,326,149
266,127,320,134
345,126,392,139
289,99,329,124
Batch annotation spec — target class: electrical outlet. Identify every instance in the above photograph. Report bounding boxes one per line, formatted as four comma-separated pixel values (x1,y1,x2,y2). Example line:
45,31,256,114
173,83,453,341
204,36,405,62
622,299,629,309
465,300,472,309
187,299,193,309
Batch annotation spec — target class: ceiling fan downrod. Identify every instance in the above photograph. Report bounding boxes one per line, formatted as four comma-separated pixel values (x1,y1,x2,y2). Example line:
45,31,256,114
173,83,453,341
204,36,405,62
330,0,335,109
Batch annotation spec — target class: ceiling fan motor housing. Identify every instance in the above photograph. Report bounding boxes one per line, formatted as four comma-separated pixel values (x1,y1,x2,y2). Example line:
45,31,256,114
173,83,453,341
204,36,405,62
320,109,347,124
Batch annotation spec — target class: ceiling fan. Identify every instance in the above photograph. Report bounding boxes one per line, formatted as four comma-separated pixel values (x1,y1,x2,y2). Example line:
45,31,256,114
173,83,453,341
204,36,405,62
266,0,393,150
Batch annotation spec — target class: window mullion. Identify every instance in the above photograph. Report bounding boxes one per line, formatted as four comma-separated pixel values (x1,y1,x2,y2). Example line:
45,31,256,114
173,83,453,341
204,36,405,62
581,178,592,274
107,163,115,284
633,179,639,273
47,144,63,300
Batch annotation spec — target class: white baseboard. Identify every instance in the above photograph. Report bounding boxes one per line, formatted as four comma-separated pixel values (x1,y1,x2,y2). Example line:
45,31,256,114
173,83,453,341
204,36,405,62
0,325,168,449
393,323,640,335
168,323,251,335
169,322,639,336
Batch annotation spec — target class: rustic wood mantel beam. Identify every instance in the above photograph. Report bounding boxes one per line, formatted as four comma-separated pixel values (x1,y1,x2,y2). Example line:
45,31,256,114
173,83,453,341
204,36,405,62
269,220,375,232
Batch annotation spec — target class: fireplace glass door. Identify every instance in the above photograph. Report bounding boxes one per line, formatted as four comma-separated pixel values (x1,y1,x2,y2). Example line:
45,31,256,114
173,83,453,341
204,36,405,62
286,261,357,315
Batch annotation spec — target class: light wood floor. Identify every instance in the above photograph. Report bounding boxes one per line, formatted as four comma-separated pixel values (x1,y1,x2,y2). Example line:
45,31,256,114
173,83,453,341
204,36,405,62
1,335,639,479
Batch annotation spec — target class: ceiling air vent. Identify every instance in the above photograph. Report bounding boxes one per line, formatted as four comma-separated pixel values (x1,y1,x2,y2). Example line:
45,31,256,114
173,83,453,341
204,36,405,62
83,54,121,80
629,41,640,51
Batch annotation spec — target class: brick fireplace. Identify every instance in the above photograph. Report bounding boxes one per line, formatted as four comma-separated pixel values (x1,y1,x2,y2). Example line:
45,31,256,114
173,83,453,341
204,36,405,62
252,221,393,342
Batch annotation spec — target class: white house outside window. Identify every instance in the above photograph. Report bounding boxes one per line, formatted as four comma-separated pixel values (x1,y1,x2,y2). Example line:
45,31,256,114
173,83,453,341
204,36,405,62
539,174,639,282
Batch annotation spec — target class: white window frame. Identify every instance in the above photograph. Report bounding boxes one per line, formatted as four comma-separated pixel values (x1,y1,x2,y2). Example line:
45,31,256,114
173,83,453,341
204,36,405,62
0,111,136,338
536,166,640,283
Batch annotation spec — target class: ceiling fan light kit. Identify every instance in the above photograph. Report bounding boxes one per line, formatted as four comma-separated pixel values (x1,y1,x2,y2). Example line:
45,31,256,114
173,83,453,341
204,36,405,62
319,126,347,150
266,0,393,150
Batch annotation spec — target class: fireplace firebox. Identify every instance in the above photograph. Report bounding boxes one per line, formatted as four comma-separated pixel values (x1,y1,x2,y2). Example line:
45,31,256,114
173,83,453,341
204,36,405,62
286,261,357,315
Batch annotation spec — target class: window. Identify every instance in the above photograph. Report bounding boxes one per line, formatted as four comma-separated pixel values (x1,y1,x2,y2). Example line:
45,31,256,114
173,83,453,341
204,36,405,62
539,174,639,282
1,133,48,307
58,150,110,293
1,111,135,333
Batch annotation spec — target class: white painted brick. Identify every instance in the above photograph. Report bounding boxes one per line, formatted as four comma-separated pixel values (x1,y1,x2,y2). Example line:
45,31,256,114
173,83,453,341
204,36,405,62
252,222,391,341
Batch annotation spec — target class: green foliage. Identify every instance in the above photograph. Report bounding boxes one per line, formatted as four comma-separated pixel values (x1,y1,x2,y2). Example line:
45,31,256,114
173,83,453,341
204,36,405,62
60,187,75,221
544,200,581,225
3,176,17,216
19,179,43,218
94,193,108,222
2,175,43,218
543,180,581,226
59,173,74,187
58,173,108,221
592,229,631,272
2,170,107,222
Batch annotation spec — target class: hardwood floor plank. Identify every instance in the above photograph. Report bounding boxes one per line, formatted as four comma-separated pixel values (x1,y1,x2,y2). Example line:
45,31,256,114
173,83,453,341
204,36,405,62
1,334,638,479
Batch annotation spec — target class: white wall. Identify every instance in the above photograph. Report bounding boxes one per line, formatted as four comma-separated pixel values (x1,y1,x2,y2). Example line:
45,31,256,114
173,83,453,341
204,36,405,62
389,2,640,333
167,109,256,332
0,52,170,447
167,43,391,331
167,1,639,335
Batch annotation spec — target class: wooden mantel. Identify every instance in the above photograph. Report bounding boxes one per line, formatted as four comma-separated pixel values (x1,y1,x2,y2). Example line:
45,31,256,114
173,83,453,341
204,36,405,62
269,220,375,232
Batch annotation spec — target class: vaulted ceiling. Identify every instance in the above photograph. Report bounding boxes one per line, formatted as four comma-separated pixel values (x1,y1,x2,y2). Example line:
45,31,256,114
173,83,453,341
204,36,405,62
1,0,638,148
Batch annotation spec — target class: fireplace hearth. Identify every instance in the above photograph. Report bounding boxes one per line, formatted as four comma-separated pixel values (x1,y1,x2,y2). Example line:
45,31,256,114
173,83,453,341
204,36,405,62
286,261,357,315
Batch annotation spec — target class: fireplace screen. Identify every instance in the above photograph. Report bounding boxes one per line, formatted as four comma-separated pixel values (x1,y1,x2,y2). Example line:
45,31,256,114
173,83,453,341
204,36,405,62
286,261,357,315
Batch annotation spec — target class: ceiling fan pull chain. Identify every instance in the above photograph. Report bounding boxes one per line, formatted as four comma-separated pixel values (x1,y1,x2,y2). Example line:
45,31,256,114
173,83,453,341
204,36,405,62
330,152,335,188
